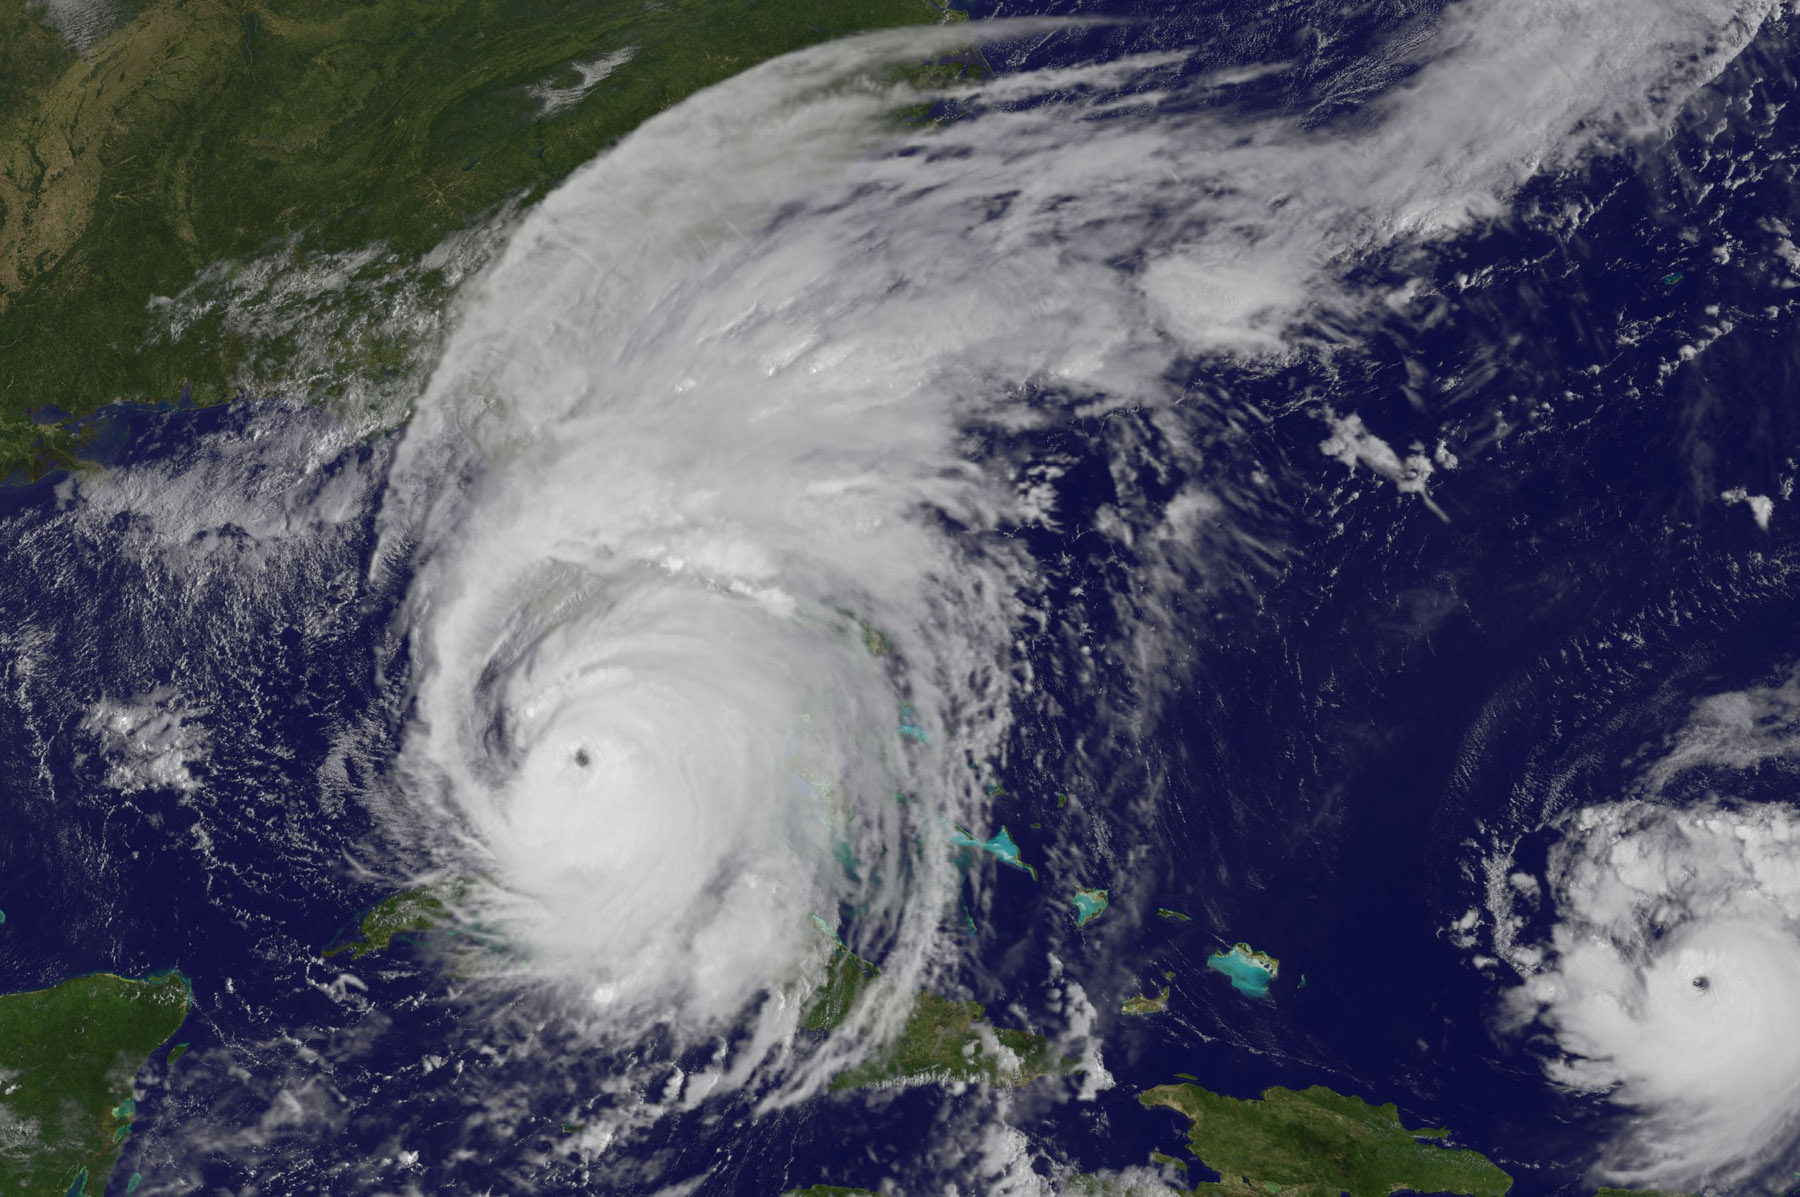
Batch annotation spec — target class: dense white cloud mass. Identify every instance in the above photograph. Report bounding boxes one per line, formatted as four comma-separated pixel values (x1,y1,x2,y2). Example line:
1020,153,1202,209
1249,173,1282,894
387,27,1037,1100
375,0,1778,1132
86,687,209,793
1503,800,1800,1191
1482,672,1800,1191
30,0,120,48
1647,665,1800,786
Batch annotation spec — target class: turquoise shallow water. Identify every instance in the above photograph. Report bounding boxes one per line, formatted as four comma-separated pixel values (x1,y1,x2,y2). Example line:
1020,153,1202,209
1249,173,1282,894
1207,945,1277,999
1071,887,1109,928
950,825,1037,879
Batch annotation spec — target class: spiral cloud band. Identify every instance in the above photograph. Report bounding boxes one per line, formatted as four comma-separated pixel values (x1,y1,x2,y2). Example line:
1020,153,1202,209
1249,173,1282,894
372,0,1782,1134
387,29,1039,1092
1503,800,1800,1190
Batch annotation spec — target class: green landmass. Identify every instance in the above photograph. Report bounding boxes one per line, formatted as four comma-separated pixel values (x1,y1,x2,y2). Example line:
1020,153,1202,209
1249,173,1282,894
857,617,891,658
1066,1172,1183,1196
324,884,456,959
0,0,966,473
0,972,189,1195
801,944,882,1033
1141,1082,1512,1197
830,988,1066,1090
1121,986,1170,1015
1149,1151,1186,1170
802,943,1070,1091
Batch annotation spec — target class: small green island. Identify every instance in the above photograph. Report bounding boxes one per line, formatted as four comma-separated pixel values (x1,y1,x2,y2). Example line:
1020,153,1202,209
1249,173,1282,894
1121,986,1171,1015
1141,1082,1512,1197
0,971,190,1195
804,946,1069,1091
1207,942,1279,999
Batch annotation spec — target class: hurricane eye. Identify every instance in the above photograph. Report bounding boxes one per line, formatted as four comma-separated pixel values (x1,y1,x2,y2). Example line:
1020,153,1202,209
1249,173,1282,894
1691,975,1709,991
574,748,591,768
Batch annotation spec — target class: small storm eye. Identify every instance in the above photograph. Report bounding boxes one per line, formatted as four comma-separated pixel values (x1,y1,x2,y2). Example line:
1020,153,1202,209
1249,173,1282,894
1691,975,1709,991
574,749,591,767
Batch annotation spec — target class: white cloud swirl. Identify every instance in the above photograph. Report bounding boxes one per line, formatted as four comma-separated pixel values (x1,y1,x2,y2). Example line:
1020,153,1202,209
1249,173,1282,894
1505,800,1800,1191
371,0,1778,1137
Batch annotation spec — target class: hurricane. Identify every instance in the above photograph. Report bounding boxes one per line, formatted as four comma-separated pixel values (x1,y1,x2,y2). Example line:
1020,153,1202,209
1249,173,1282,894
1467,662,1800,1193
1497,799,1800,1191
370,0,1784,1153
